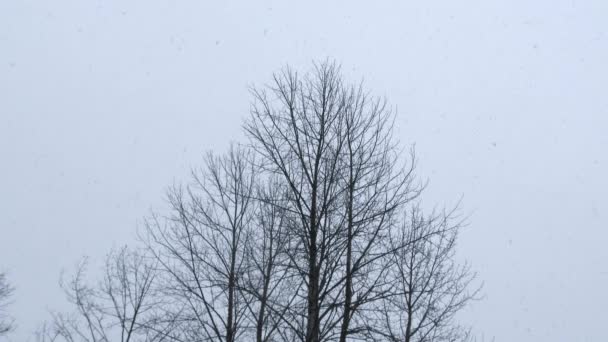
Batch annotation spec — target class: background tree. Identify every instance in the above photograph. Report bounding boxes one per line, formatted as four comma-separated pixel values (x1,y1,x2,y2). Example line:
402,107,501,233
0,272,15,337
374,205,480,342
144,145,255,342
39,247,167,342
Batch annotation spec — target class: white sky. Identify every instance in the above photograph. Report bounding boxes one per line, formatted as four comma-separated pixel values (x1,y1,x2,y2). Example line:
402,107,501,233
1,1,607,341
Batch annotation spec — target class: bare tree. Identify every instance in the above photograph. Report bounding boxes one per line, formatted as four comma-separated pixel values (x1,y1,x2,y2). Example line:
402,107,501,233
40,247,166,342
245,62,424,342
246,63,352,342
144,144,255,342
374,206,480,342
0,272,15,337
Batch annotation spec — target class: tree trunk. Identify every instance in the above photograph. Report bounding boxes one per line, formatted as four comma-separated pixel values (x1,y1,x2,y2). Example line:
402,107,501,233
339,179,355,342
306,195,320,342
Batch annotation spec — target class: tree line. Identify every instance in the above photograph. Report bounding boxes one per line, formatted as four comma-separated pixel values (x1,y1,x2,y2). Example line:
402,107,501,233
2,62,480,342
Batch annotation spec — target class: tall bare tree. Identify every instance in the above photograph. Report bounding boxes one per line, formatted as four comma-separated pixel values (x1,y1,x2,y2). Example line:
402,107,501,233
0,272,15,337
246,63,352,342
245,62,425,342
144,145,255,342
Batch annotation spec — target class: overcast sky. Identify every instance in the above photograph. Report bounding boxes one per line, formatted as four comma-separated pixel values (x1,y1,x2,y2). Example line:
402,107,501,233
1,1,607,341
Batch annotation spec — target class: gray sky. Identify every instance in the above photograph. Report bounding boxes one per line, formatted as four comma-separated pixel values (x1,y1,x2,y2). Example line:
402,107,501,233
1,1,607,341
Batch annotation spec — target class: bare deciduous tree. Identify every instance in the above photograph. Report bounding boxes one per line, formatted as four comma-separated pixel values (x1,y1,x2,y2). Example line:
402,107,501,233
245,62,423,342
374,206,480,342
144,145,255,342
40,247,166,342
246,63,353,342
